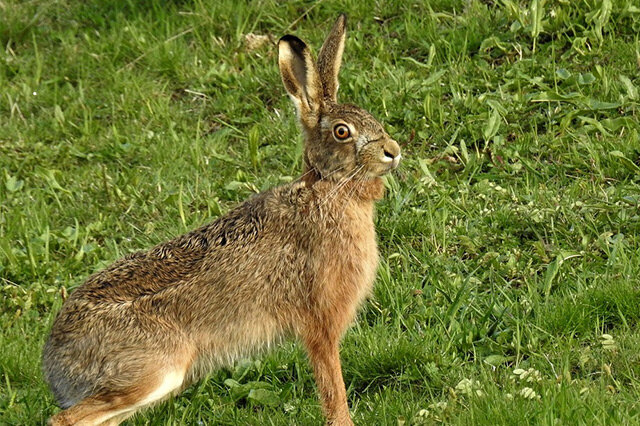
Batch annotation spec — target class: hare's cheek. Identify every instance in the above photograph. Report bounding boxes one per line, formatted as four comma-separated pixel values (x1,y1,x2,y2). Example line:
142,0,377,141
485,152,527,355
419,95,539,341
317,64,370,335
359,148,395,176
359,144,380,164
358,151,382,175
334,142,357,167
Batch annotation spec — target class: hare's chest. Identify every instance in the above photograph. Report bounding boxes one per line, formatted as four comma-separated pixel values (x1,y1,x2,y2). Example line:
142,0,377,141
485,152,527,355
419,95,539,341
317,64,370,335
343,215,379,299
316,206,379,313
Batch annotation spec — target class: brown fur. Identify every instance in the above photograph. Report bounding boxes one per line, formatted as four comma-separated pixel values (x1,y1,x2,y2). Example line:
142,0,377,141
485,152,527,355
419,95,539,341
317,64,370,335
43,14,400,426
317,14,346,101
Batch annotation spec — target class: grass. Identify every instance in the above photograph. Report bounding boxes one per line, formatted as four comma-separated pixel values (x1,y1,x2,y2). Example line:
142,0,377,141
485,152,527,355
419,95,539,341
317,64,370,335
1,0,640,424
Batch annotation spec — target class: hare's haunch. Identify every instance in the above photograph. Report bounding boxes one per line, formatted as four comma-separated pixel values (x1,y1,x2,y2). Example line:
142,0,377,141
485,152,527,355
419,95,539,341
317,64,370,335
43,14,401,426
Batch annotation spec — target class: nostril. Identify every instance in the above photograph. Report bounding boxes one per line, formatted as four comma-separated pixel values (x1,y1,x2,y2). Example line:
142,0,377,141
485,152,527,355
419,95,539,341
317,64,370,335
383,149,394,159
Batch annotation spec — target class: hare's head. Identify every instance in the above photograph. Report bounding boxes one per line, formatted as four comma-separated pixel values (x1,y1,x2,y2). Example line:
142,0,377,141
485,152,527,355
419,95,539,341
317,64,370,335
278,14,401,182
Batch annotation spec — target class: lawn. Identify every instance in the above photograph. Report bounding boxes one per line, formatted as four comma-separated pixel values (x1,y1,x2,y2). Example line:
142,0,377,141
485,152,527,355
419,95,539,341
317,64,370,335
1,0,640,424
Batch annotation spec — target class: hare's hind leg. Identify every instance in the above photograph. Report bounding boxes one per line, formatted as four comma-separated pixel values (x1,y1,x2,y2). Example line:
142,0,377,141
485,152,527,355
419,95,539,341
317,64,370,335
96,412,134,426
47,369,186,426
47,393,133,426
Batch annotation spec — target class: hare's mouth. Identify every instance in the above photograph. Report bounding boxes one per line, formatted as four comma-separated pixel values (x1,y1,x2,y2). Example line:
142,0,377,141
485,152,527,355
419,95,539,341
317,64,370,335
381,153,402,170
370,139,401,175
378,152,401,174
364,157,401,177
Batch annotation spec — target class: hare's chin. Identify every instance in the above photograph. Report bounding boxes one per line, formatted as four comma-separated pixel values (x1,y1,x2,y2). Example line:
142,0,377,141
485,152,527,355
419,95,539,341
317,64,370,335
365,165,397,178
380,158,401,173
379,154,401,169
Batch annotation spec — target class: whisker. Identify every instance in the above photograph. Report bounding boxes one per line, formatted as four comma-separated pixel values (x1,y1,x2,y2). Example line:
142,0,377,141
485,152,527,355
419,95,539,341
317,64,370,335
297,169,314,180
320,166,346,181
320,176,350,207
319,175,351,208
320,165,364,210
337,169,366,217
297,165,345,185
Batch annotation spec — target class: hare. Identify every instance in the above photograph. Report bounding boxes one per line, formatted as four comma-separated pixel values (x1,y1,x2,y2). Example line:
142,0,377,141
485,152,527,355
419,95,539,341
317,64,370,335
43,14,401,426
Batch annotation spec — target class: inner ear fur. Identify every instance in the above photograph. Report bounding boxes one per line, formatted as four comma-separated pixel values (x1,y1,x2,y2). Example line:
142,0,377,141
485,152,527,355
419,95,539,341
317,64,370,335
278,35,323,128
317,14,347,102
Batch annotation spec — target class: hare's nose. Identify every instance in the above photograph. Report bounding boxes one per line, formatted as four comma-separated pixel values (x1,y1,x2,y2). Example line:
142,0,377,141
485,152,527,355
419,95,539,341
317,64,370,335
381,140,401,167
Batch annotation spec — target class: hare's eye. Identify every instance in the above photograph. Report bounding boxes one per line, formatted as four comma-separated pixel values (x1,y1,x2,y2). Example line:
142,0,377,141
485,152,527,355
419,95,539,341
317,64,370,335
333,124,351,141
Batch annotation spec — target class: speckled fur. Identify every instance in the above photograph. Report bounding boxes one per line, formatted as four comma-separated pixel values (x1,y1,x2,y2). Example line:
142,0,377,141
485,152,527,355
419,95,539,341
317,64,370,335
43,14,400,426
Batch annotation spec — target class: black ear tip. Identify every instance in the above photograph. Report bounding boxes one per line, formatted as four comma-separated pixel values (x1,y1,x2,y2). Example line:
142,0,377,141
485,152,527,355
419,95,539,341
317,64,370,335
279,35,307,56
280,35,302,43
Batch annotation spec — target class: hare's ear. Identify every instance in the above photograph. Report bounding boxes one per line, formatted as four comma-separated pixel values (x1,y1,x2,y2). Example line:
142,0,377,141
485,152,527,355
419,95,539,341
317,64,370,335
279,35,323,128
317,14,346,102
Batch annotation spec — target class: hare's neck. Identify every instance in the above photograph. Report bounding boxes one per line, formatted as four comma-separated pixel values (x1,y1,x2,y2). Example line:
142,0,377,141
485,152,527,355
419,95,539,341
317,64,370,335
312,177,385,203
343,178,385,202
301,165,323,186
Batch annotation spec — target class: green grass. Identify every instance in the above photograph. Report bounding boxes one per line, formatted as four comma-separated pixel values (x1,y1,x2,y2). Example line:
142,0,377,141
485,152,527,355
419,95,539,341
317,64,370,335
1,0,640,424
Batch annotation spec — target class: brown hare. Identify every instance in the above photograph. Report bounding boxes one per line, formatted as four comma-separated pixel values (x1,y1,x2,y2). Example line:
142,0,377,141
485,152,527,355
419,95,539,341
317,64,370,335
43,14,401,426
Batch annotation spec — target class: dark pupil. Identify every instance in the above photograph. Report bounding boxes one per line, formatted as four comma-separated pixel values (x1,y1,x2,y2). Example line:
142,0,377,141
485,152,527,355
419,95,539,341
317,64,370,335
337,126,347,137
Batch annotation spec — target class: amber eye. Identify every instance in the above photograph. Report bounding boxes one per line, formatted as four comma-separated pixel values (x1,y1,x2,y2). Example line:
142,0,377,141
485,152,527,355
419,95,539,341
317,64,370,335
333,124,351,141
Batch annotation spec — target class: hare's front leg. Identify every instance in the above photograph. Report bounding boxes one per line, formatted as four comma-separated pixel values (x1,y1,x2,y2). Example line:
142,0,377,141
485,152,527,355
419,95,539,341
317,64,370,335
303,331,353,426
